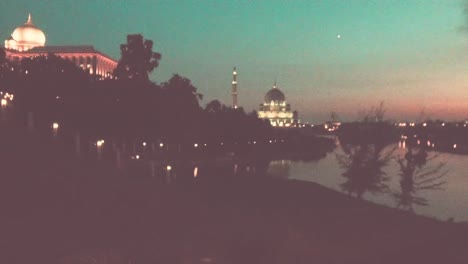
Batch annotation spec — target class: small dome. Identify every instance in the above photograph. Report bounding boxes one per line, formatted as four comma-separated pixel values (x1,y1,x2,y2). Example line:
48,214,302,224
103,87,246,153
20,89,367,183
10,14,46,50
264,83,285,103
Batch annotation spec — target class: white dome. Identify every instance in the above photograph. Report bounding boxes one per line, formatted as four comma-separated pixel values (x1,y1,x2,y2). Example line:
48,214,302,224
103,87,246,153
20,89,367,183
9,14,46,50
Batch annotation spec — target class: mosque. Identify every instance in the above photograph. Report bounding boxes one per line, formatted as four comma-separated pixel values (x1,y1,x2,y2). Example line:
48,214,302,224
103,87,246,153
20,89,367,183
257,82,300,127
3,14,117,78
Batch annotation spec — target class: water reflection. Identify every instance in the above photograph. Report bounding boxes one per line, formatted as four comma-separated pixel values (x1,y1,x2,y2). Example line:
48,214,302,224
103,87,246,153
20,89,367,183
394,144,447,212
336,143,394,199
267,160,291,179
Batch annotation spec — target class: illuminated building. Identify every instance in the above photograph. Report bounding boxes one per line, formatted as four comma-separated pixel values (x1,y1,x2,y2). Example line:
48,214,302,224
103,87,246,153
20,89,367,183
257,82,299,127
4,14,117,78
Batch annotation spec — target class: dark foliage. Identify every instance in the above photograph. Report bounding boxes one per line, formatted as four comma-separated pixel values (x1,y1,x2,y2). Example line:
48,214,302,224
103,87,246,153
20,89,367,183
113,34,161,82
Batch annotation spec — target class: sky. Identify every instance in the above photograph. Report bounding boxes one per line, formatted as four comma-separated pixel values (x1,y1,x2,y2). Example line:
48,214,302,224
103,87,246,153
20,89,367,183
1,0,467,123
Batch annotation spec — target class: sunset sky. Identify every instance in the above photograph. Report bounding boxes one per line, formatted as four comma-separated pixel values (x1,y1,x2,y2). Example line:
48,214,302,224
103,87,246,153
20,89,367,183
1,0,467,123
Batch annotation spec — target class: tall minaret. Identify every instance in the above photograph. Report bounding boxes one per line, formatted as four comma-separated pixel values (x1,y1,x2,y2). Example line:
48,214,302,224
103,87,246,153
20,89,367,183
231,67,238,109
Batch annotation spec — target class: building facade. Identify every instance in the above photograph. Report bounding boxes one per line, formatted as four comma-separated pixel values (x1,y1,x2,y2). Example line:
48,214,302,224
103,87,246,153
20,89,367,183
4,14,117,78
257,82,299,127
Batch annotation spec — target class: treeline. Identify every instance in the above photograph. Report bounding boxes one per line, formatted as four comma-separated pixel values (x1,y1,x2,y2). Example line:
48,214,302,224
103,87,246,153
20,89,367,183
0,34,272,143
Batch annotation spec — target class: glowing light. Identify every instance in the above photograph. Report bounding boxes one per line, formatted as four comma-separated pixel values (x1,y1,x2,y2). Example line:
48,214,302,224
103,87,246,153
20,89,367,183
166,165,172,171
427,141,431,147
336,34,341,39
442,123,445,127
1,99,7,107
96,139,105,147
52,122,59,129
233,71,237,75
159,143,164,148
253,141,256,144
135,155,140,160
204,143,207,147
453,144,457,149
142,142,147,147
194,167,198,178
194,143,198,148
423,123,427,127
269,140,273,143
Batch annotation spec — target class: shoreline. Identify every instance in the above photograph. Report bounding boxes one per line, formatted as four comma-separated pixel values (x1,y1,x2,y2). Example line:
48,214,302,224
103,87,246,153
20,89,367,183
2,126,468,263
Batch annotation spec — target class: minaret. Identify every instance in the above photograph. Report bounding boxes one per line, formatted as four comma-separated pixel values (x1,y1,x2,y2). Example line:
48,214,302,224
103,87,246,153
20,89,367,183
232,67,238,109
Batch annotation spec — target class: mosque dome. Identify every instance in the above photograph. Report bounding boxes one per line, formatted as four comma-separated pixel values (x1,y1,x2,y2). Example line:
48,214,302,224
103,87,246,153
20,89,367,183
9,14,46,50
264,83,285,103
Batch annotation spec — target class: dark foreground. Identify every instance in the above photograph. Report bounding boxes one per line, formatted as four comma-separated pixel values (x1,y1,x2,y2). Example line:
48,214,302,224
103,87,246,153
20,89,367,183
2,128,468,263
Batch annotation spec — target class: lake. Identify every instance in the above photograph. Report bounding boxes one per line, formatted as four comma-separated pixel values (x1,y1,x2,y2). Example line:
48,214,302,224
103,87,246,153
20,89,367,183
267,141,468,222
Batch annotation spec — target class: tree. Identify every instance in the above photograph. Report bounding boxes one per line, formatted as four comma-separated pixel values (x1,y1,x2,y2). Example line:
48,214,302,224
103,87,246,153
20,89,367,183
14,53,91,121
205,100,223,113
0,48,6,64
113,34,161,82
0,47,11,82
162,74,202,109
393,146,447,211
358,101,386,123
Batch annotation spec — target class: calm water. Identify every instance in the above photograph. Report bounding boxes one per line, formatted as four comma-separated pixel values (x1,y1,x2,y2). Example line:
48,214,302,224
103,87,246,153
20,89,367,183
267,144,468,222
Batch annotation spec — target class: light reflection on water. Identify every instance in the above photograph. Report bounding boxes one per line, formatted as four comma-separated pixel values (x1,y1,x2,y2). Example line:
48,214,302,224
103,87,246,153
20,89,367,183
269,144,468,222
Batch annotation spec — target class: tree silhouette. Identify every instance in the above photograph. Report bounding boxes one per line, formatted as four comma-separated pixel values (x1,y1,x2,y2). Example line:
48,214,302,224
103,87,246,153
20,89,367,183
159,74,203,140
336,143,394,199
393,145,447,211
113,34,161,82
205,100,223,113
0,48,12,85
0,48,6,64
13,53,91,122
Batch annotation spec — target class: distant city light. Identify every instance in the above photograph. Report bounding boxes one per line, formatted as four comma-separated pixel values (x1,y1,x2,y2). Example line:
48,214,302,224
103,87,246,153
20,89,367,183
52,122,59,129
96,139,105,147
423,123,427,127
453,144,457,149
194,167,198,178
159,143,164,148
166,165,172,171
142,142,147,146
194,143,198,148
135,154,140,160
1,99,7,107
